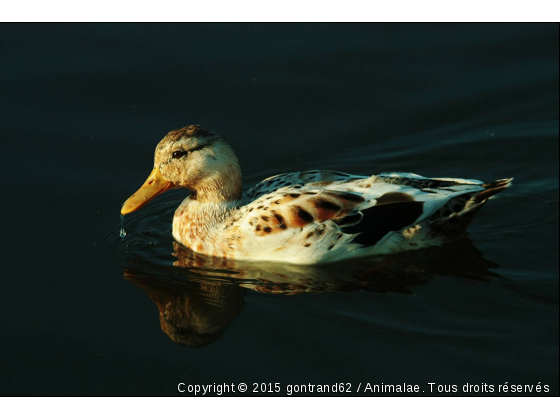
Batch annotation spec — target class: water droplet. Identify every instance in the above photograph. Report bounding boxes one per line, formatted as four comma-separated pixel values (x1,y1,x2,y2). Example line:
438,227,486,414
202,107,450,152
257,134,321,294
120,214,127,238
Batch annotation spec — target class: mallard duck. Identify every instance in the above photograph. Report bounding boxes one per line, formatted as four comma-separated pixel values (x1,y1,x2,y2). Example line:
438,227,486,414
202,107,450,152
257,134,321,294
121,125,512,264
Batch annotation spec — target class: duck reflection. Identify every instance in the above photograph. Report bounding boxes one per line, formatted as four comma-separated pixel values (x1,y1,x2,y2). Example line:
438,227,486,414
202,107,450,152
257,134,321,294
124,237,500,347
125,269,245,347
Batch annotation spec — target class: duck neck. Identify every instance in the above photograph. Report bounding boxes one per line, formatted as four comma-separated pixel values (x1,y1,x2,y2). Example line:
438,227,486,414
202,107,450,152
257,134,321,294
173,196,239,244
190,175,243,204
173,170,243,242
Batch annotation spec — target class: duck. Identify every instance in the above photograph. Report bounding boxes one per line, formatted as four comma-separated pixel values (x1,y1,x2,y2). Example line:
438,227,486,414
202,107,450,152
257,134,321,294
121,125,512,264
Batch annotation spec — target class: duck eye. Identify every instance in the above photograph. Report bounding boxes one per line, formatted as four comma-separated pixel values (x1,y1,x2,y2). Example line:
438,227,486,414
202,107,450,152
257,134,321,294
172,150,187,159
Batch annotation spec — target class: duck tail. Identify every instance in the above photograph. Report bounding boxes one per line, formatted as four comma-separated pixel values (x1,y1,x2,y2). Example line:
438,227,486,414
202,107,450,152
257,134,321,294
471,178,514,205
427,178,513,237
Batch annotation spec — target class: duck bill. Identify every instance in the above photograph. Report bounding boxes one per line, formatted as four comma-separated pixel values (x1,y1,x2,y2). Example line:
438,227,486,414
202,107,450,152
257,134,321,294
121,167,173,215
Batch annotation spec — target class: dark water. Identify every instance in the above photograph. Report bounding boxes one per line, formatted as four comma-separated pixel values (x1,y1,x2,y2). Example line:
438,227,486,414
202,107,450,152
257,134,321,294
1,23,558,396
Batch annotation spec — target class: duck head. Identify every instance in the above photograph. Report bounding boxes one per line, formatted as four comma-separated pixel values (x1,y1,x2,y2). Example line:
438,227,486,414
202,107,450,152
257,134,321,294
121,125,242,215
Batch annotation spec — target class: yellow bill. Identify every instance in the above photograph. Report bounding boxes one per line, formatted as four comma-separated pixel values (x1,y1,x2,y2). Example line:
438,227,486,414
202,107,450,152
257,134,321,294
121,167,173,215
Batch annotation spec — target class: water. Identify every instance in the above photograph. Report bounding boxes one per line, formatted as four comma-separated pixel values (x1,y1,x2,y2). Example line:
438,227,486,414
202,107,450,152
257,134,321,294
120,214,127,238
0,23,558,396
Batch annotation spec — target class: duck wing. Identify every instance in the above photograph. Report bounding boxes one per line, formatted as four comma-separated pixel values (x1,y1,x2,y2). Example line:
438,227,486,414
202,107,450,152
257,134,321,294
243,170,366,203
